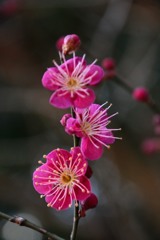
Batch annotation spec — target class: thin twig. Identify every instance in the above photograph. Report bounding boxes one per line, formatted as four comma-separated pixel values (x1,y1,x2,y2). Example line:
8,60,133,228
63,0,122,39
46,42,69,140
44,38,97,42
113,75,160,114
70,107,81,240
0,211,65,240
70,203,80,240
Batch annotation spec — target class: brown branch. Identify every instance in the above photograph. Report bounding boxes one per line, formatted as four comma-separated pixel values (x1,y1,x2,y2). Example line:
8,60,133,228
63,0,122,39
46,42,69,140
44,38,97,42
70,202,80,240
0,211,65,240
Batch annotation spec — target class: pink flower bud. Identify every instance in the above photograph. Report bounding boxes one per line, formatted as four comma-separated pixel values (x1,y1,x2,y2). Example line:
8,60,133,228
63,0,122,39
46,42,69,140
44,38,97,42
85,165,93,178
82,193,98,211
56,36,65,52
132,87,149,102
101,58,116,71
62,34,81,55
60,114,72,127
80,193,98,217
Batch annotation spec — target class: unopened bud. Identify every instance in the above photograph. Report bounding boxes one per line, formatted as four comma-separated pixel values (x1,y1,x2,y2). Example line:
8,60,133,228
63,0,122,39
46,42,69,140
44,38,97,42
101,58,116,71
62,34,81,55
132,87,149,102
82,193,98,211
60,114,72,127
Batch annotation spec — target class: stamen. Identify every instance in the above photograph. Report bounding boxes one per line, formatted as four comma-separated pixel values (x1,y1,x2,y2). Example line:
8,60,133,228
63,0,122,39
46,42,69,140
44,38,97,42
38,160,44,165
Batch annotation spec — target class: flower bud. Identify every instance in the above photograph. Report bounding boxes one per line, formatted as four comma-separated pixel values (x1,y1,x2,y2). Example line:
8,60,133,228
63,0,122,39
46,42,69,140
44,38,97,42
101,58,116,80
80,193,98,217
132,87,149,102
83,193,98,210
101,58,116,71
60,114,71,127
62,34,81,55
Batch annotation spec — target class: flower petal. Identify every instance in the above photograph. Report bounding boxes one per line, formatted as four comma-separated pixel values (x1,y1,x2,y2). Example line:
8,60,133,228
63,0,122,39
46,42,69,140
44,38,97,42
33,165,52,194
45,188,72,210
74,176,91,201
81,136,103,160
73,88,95,108
61,57,86,74
70,147,88,175
47,148,71,168
65,118,83,136
86,65,104,85
49,90,72,109
42,67,60,90
99,130,115,144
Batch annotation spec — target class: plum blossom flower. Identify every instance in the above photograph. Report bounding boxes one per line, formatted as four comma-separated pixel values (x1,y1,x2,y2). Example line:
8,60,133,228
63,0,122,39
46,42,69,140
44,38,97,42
61,103,121,160
33,147,91,210
42,55,104,109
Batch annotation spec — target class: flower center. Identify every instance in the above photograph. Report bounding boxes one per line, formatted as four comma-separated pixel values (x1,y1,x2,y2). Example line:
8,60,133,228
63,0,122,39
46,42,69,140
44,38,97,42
81,122,92,135
60,172,73,185
67,78,77,88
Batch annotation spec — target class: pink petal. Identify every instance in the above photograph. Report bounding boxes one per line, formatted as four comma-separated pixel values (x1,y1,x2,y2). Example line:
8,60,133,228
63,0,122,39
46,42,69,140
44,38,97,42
45,188,72,210
70,147,88,175
74,176,91,201
33,164,52,194
65,118,83,137
86,65,104,85
73,88,95,108
49,89,72,109
88,104,100,115
81,136,103,160
61,57,86,74
99,130,115,144
47,148,71,167
42,67,60,90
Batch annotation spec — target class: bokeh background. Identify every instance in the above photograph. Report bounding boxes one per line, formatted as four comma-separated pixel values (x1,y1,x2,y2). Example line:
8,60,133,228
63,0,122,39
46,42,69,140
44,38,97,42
0,0,160,239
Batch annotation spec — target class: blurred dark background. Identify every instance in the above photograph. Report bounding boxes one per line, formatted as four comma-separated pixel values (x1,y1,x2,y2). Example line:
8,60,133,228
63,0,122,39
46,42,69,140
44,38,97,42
0,0,160,239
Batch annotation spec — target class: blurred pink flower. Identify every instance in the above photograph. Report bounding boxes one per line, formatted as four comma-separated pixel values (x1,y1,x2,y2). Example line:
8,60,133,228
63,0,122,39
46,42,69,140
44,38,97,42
132,87,149,102
42,55,104,109
142,138,160,154
33,147,91,210
62,103,120,160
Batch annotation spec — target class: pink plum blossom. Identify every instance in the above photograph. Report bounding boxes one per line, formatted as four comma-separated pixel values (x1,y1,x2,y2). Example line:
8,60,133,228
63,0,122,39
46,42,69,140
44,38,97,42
61,103,121,160
42,55,104,109
33,147,91,210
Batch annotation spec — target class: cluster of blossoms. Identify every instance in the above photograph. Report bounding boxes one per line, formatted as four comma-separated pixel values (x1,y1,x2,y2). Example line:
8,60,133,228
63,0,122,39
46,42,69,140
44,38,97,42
33,34,119,214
